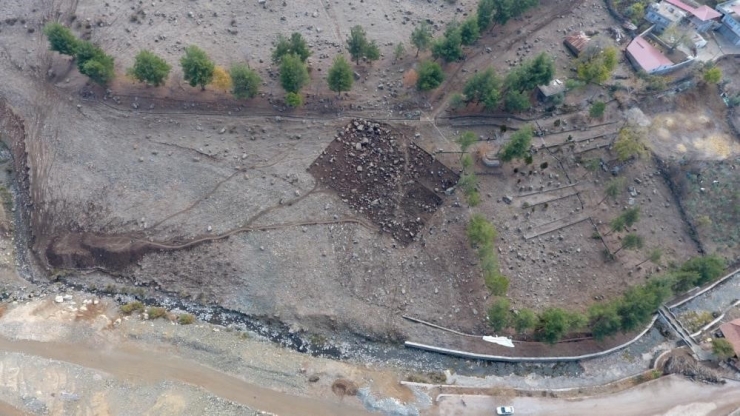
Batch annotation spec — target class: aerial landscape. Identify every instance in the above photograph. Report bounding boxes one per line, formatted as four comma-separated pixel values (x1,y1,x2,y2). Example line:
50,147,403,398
1,0,740,414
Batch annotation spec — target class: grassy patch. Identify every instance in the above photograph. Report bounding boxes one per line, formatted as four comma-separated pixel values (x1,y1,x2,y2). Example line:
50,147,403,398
120,301,144,315
146,306,167,319
177,313,195,325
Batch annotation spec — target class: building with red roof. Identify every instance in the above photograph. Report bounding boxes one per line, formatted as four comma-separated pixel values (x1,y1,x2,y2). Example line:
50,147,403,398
719,318,740,358
625,36,674,74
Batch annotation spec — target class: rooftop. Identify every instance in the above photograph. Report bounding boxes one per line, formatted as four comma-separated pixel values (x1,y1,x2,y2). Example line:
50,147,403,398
563,32,591,56
719,318,740,357
665,0,696,13
652,1,688,22
717,0,740,18
661,0,722,20
626,36,674,72
692,5,721,20
538,79,566,97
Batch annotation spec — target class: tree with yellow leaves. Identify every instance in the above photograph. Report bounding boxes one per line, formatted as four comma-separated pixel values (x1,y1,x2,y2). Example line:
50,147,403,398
212,66,232,91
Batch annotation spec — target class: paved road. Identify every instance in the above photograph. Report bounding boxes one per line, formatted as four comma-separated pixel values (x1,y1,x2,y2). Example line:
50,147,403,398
436,375,740,416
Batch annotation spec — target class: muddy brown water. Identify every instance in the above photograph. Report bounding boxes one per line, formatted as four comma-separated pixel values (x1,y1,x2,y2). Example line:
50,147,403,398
0,336,373,416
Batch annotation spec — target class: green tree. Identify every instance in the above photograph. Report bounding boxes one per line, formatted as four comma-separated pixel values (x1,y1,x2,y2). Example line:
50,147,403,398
460,16,480,46
271,33,311,63
279,53,309,93
346,25,380,65
180,45,215,90
712,338,735,359
504,90,530,112
488,298,511,332
626,3,645,23
327,55,353,96
680,255,726,286
500,126,533,162
467,214,497,247
514,308,538,333
230,64,261,99
577,47,618,84
505,53,554,92
75,41,115,85
416,61,445,91
44,22,79,56
614,233,644,255
457,131,478,156
670,270,701,292
477,0,496,31
538,308,580,344
703,66,722,84
411,22,433,57
128,50,171,86
614,126,648,161
431,23,463,62
463,68,501,110
393,42,405,62
589,302,622,340
590,101,606,118
285,92,303,107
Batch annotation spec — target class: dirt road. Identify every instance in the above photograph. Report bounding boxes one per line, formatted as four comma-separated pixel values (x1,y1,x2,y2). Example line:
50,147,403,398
436,375,740,416
0,336,372,416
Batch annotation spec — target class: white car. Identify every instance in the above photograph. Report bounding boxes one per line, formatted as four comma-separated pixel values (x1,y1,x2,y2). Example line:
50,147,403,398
496,406,514,415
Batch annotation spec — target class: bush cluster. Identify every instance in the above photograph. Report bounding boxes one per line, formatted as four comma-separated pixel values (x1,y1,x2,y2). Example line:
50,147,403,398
467,215,509,295
487,255,726,344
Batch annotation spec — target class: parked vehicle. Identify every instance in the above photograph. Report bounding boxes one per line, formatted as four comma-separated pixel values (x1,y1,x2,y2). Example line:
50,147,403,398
496,406,514,415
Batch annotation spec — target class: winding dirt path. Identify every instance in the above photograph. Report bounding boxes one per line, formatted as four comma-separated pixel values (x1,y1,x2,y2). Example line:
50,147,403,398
0,336,372,416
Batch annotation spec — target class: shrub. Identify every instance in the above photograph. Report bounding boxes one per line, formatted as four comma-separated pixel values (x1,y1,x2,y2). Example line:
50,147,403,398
712,338,735,359
504,90,530,112
589,101,606,118
614,126,648,161
230,64,261,99
703,66,722,84
416,61,445,91
285,92,303,107
44,22,79,56
467,214,496,246
588,302,622,340
514,308,537,333
147,307,167,319
212,66,232,91
178,313,195,325
577,47,618,84
488,298,511,331
449,93,466,110
537,308,584,344
128,50,171,86
485,271,509,295
120,301,144,315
